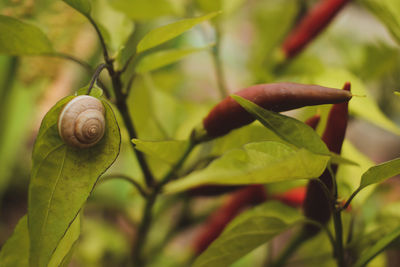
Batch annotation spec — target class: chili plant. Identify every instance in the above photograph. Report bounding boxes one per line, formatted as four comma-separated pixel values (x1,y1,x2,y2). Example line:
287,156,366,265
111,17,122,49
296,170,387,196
0,0,400,267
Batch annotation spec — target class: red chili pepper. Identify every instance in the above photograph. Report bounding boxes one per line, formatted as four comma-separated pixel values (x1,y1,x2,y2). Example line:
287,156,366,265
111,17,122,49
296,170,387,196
192,185,267,254
282,0,351,59
203,82,352,138
191,103,346,253
302,82,350,236
304,113,321,130
272,187,307,208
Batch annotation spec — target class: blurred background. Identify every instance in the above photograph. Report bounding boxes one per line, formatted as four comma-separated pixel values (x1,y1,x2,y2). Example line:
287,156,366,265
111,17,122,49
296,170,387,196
0,0,400,266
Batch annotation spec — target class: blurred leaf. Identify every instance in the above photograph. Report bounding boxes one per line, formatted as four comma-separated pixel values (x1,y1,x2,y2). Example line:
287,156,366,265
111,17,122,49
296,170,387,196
0,15,53,55
354,225,400,267
109,0,178,21
0,215,80,267
0,79,41,196
91,0,134,52
132,139,189,165
249,0,297,79
193,202,301,267
165,141,329,193
137,12,220,53
232,95,330,156
196,0,244,16
336,141,375,205
28,95,120,267
0,216,29,267
307,68,400,136
62,0,91,17
360,0,400,45
359,158,400,189
135,46,212,73
76,218,129,265
129,76,175,140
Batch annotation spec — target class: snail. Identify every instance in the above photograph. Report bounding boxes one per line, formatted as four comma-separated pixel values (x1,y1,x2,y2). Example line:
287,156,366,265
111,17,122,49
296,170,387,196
58,95,106,148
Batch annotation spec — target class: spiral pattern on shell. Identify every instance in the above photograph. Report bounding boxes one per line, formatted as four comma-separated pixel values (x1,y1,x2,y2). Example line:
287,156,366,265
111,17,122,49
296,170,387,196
58,95,106,148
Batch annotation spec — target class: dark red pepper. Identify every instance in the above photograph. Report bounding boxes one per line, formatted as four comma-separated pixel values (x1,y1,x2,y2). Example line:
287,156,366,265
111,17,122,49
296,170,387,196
203,82,352,138
192,185,267,254
302,82,350,236
282,0,352,59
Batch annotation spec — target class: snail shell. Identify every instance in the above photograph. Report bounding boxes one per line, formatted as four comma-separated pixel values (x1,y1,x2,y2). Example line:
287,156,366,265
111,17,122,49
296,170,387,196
58,95,106,148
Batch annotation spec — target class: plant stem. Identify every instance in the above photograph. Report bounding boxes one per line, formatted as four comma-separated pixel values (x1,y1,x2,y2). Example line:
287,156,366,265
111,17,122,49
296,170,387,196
88,16,111,64
108,66,155,188
132,189,158,266
211,23,229,99
333,208,345,267
87,63,107,94
46,52,111,97
341,188,360,211
132,141,196,266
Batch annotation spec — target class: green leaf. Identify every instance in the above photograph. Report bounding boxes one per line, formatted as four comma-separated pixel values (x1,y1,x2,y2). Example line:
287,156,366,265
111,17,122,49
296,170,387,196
232,95,329,156
193,201,301,267
359,158,400,190
330,152,359,167
91,0,134,52
135,46,212,73
108,0,178,21
0,216,29,267
48,215,81,267
165,141,329,193
62,0,91,17
28,95,120,267
360,0,400,45
137,12,220,53
0,15,53,55
336,141,375,205
132,139,189,165
0,215,80,267
75,85,103,98
354,225,400,267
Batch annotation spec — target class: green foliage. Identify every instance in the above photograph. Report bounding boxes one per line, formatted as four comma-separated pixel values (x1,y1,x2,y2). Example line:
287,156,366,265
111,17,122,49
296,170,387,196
62,0,91,17
232,95,329,155
359,158,400,189
137,12,220,53
28,94,120,267
0,15,53,55
353,225,400,267
108,0,179,21
360,0,400,45
193,202,301,267
1,0,400,266
165,141,329,193
307,68,400,136
0,215,80,267
132,139,189,165
135,46,212,73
